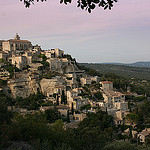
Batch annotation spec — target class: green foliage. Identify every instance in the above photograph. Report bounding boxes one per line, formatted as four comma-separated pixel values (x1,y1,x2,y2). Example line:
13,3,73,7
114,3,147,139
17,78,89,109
2,62,20,78
40,101,53,106
2,105,147,150
45,108,61,123
133,96,146,102
43,72,55,79
102,141,142,150
80,104,91,110
0,95,13,124
0,93,14,148
126,113,138,125
41,61,49,69
61,90,67,104
71,102,74,115
67,110,70,123
0,79,7,87
79,63,150,96
62,54,73,61
138,100,150,121
38,54,47,61
76,127,107,150
103,73,128,91
11,113,49,141
0,58,5,63
79,63,150,80
67,111,114,150
94,91,103,100
15,92,45,110
77,64,102,77
32,60,40,63
79,110,113,130
130,84,146,95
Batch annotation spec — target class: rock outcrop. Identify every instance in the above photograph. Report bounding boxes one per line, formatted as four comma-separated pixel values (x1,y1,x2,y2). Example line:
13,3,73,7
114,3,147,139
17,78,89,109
7,72,41,99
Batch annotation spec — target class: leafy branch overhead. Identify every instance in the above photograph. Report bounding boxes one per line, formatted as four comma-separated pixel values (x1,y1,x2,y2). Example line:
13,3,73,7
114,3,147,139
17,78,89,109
20,0,118,13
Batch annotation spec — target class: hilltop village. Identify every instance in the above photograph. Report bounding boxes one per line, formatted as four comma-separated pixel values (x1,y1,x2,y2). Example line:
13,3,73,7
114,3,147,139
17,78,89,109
0,34,150,148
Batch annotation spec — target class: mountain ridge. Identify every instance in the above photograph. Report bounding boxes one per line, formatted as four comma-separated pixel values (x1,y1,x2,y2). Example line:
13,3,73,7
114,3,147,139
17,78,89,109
96,61,150,68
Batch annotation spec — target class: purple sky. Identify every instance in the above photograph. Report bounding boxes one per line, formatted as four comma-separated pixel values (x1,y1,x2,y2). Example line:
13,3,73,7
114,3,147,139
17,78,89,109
0,0,150,63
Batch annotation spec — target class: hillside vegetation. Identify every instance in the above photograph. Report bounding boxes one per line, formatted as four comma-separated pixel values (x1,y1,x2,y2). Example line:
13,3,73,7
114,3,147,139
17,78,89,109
79,63,150,80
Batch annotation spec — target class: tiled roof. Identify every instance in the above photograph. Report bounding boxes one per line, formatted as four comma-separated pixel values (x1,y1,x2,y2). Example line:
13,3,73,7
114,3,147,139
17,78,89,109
8,39,31,43
101,81,112,84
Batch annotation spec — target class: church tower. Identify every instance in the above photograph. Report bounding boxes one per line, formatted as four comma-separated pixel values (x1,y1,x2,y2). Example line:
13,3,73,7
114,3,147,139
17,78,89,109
14,33,20,40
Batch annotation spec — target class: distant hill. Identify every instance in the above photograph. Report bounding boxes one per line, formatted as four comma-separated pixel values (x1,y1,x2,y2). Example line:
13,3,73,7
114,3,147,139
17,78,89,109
99,61,150,68
128,61,150,68
78,63,150,80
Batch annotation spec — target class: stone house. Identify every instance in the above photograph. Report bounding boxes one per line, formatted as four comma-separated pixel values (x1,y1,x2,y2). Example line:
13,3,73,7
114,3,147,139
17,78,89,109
44,48,64,58
138,128,150,143
114,101,128,111
11,54,28,70
90,76,100,83
11,55,27,70
80,77,91,86
100,81,113,91
102,90,125,108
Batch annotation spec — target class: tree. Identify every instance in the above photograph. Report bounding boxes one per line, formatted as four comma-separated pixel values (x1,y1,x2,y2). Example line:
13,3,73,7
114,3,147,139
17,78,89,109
102,141,143,150
45,109,61,123
56,95,59,105
67,110,70,123
128,101,132,113
126,113,138,125
79,110,113,131
61,90,67,104
0,97,12,124
11,113,49,141
21,0,118,13
71,102,74,115
94,91,103,100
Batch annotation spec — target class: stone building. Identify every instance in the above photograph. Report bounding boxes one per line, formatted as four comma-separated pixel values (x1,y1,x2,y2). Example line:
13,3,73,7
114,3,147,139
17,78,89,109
0,51,7,61
11,54,27,70
44,48,64,58
100,81,113,91
80,77,91,86
2,34,32,53
33,44,41,52
102,90,125,108
47,58,76,74
67,90,89,110
138,128,150,143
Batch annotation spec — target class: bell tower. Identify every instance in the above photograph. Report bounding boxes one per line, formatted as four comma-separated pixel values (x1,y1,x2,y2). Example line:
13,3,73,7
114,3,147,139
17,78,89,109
14,33,20,40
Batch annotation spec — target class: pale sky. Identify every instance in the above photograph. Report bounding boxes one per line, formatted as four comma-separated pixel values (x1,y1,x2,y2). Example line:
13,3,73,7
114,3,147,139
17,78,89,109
0,0,150,63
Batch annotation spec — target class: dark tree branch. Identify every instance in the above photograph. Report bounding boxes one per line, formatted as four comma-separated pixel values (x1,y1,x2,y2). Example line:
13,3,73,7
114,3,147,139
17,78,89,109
20,0,118,13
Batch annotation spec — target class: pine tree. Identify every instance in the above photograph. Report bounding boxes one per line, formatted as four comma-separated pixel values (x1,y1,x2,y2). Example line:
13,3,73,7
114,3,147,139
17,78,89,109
71,102,74,115
67,110,70,123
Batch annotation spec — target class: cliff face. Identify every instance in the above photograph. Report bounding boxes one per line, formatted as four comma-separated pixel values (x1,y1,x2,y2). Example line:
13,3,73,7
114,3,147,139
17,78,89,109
40,78,57,96
8,77,41,99
7,72,41,99
7,76,62,99
5,60,79,99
